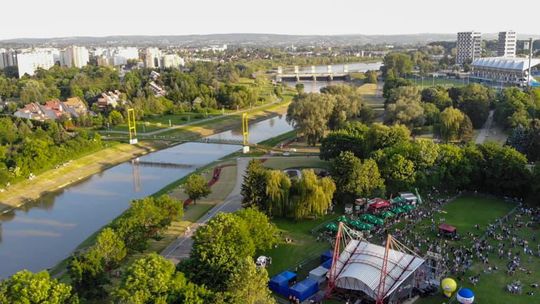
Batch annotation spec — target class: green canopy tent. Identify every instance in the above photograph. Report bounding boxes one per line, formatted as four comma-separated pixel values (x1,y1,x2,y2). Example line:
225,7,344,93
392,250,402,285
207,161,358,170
337,215,349,224
325,223,338,232
391,206,406,214
360,214,384,226
402,204,416,212
349,220,373,231
380,211,395,218
390,196,405,204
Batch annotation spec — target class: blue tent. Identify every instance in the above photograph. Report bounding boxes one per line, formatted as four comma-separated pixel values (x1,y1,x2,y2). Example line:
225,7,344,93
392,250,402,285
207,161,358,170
320,250,333,263
289,278,319,302
269,271,297,297
321,258,333,269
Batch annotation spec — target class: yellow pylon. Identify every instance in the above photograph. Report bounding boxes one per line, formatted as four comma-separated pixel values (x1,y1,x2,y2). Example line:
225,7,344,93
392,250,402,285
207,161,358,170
127,108,138,144
242,112,249,146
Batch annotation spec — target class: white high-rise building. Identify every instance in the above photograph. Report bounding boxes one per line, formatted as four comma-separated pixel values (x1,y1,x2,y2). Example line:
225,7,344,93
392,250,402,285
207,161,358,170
162,54,185,68
0,49,18,69
61,46,89,68
498,31,517,57
112,47,139,66
144,48,162,68
16,49,55,78
456,31,482,65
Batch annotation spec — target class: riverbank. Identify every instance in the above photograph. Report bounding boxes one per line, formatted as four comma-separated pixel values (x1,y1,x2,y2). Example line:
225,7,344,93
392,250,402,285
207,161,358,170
0,141,166,214
0,101,291,214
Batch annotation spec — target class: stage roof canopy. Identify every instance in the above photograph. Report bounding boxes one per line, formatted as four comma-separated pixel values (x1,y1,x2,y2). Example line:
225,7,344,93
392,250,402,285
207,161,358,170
330,240,425,300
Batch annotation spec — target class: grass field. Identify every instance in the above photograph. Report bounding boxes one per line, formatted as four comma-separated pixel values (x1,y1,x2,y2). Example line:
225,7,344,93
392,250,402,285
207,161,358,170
263,213,338,277
357,83,385,107
401,195,540,304
406,76,468,89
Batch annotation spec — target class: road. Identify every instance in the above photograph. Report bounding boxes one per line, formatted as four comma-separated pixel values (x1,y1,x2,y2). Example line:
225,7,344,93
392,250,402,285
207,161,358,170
161,157,250,264
475,110,495,144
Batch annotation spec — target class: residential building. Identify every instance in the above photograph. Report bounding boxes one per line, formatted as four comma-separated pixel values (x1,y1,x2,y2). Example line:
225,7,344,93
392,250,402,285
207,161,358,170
13,98,89,121
162,54,185,68
97,90,123,108
456,31,482,65
497,31,517,57
96,55,111,67
144,48,161,68
16,49,56,78
61,46,90,68
112,47,139,66
471,57,540,86
0,49,18,69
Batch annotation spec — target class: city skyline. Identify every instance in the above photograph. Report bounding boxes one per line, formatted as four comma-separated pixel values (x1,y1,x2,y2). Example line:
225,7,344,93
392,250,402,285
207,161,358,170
1,0,539,40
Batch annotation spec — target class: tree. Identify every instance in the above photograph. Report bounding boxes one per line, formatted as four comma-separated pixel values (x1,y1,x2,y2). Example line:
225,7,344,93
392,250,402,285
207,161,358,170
93,228,127,270
421,86,452,110
108,110,124,126
287,93,335,145
458,84,492,128
241,160,269,210
223,257,275,304
365,70,378,84
438,107,465,142
385,86,425,127
290,170,335,220
113,253,186,304
234,208,279,253
265,170,291,217
383,53,413,77
0,270,78,304
295,83,304,94
187,213,254,291
330,152,385,199
184,174,211,204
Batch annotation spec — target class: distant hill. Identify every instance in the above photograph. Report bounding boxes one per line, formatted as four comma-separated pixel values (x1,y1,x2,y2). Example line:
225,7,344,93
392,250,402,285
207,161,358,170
2,33,539,48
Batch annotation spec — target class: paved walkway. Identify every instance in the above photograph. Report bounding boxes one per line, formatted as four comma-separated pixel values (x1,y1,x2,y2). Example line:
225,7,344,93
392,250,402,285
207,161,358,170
161,157,250,264
475,110,495,144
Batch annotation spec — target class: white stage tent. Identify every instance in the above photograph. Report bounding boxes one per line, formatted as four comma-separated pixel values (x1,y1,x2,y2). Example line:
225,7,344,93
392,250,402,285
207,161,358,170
329,240,425,300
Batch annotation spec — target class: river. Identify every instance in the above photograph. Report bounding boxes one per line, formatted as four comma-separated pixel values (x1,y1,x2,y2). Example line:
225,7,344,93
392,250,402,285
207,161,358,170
0,115,293,278
282,61,383,93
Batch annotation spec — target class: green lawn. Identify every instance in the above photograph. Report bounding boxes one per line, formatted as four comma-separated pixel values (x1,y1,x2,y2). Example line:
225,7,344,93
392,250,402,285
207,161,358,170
405,195,540,304
263,213,338,277
406,76,468,89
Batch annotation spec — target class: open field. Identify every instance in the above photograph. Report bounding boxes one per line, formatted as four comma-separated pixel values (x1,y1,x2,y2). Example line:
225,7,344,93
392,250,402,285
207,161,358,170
406,76,468,89
0,141,166,213
263,214,338,277
399,195,540,304
357,83,384,107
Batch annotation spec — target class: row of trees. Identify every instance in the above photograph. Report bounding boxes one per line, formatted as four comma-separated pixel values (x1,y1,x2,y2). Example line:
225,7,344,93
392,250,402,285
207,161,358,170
68,195,182,299
241,160,336,220
320,121,534,199
0,117,103,186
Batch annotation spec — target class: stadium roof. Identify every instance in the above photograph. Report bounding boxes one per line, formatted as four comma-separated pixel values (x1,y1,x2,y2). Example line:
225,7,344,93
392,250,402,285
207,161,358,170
330,240,425,300
472,57,540,71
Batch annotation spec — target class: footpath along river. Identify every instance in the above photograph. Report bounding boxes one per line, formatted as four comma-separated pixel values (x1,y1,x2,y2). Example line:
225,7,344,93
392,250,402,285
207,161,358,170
0,115,293,278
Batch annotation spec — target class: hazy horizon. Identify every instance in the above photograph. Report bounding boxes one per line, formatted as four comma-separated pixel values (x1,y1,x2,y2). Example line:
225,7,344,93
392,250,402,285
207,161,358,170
1,0,539,40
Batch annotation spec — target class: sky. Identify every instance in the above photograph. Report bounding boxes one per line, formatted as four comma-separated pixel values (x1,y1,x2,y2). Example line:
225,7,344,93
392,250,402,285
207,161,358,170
1,0,539,39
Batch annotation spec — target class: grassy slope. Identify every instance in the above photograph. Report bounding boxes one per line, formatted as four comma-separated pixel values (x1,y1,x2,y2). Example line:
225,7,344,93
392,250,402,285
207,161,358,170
262,156,329,171
0,141,166,213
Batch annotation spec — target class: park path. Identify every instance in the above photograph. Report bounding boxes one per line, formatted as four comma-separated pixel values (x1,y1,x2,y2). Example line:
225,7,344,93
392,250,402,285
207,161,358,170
161,157,250,264
102,101,281,136
475,110,495,144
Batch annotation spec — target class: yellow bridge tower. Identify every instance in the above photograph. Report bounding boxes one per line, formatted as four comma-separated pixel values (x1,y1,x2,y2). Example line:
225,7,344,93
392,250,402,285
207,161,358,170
127,108,138,144
242,113,249,153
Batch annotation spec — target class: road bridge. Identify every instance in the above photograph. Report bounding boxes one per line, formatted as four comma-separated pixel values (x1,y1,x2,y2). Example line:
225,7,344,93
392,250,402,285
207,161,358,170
274,64,351,82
